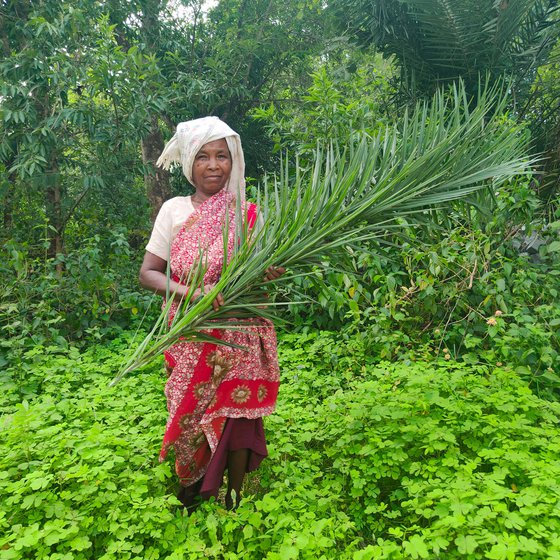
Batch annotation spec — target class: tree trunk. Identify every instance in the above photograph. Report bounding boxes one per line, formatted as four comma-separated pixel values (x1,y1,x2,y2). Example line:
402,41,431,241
3,192,12,232
137,1,170,220
0,10,18,234
141,118,170,220
45,164,64,273
2,166,16,232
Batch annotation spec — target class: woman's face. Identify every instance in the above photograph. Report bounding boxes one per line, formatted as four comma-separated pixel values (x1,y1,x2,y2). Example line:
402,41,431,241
191,138,232,198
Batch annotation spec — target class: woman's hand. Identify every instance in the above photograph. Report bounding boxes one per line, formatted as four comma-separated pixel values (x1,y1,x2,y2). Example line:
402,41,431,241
139,252,224,310
193,283,225,311
264,266,285,282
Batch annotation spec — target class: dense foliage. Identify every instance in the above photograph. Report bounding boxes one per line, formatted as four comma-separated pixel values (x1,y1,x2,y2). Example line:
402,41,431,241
331,0,559,98
2,333,560,559
281,195,560,397
1,1,560,557
0,230,153,359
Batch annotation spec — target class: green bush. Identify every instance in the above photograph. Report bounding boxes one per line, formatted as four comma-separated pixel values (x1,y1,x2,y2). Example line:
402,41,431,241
0,232,156,359
277,332,560,558
2,332,560,558
281,212,560,397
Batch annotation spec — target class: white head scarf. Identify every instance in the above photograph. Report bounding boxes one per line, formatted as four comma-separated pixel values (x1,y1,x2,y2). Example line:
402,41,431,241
156,116,246,201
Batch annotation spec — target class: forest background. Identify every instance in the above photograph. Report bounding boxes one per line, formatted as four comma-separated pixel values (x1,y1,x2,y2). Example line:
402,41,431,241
1,0,560,558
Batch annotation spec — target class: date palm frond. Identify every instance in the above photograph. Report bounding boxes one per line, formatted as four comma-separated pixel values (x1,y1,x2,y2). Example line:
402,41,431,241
114,81,533,382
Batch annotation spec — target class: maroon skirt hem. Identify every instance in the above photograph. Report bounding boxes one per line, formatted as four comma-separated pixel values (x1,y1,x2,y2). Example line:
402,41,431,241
199,417,267,498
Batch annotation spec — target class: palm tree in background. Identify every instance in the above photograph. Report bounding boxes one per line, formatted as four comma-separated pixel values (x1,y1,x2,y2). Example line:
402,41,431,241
332,0,560,196
333,0,559,98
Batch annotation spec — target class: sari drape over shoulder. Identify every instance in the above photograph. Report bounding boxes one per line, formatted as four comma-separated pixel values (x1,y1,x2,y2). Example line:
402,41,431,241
159,190,279,486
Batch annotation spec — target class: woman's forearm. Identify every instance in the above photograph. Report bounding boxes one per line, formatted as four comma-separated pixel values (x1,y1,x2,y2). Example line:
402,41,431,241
139,251,202,301
139,269,224,310
139,268,191,300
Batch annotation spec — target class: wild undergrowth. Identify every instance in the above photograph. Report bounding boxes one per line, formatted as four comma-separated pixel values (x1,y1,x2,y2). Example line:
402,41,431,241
0,230,155,356
283,203,560,399
1,332,560,559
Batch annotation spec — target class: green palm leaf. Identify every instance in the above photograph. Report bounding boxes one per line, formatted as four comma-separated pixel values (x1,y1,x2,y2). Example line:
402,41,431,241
113,81,533,383
335,0,559,94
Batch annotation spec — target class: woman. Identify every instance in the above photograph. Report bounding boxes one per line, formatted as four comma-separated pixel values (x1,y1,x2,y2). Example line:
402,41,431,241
139,116,282,511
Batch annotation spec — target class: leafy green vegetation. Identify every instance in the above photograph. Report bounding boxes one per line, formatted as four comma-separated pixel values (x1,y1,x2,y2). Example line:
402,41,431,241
1,1,560,557
332,0,559,98
119,81,533,378
2,333,560,559
0,231,155,359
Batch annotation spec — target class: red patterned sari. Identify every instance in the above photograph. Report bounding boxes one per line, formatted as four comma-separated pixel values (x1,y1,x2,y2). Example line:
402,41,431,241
159,190,280,486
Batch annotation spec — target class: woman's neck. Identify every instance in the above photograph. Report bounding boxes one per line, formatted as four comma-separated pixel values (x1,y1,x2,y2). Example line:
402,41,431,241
190,192,210,209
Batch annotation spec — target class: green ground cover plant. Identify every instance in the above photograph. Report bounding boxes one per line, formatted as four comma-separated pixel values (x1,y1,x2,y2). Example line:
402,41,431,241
2,332,559,559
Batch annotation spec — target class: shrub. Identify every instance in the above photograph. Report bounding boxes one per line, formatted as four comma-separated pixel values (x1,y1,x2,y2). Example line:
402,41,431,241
273,333,560,558
0,232,156,362
281,213,560,397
